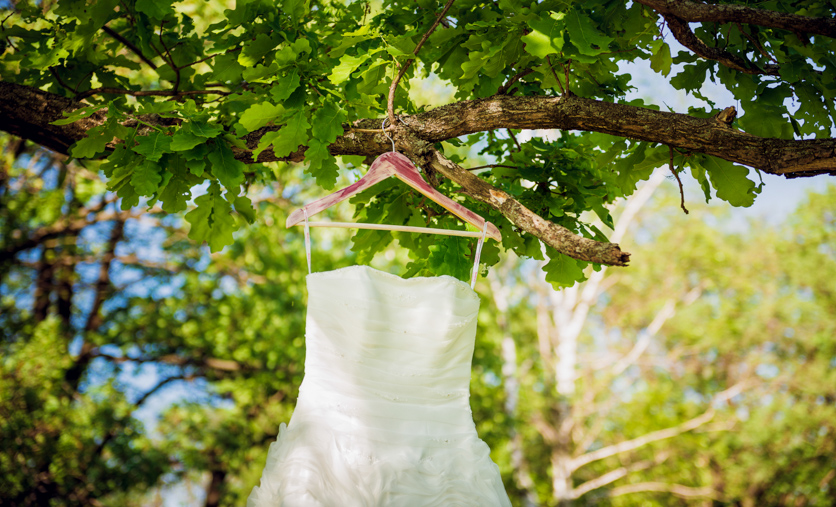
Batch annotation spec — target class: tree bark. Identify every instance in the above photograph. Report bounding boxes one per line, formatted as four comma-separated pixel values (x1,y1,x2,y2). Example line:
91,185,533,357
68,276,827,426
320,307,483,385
634,0,836,39
2,81,834,178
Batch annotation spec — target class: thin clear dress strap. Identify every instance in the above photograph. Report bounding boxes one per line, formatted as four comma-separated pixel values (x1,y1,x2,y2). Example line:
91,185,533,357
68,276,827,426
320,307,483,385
303,208,311,275
470,221,488,289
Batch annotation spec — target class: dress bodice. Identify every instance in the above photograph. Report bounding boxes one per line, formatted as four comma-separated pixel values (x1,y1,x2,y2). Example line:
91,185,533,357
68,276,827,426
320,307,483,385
299,265,482,438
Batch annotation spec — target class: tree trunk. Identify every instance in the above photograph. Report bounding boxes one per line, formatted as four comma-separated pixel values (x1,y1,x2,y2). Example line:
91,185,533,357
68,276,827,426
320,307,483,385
204,469,227,507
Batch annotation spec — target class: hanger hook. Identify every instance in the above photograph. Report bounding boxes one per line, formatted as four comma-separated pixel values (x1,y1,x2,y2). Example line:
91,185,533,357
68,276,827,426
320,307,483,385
381,118,395,152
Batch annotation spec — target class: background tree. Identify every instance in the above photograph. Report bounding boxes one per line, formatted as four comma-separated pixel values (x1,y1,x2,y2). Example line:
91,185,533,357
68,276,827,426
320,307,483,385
477,181,836,506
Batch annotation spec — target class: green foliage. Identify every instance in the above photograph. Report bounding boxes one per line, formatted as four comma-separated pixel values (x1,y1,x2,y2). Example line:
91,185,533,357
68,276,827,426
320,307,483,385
1,0,833,284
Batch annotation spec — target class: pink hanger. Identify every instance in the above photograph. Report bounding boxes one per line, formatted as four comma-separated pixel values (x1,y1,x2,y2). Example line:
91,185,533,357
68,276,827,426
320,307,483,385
285,122,501,242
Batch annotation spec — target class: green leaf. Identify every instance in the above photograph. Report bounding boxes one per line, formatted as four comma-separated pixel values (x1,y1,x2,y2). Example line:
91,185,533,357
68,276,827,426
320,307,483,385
305,140,339,189
132,132,172,162
185,182,236,252
282,0,310,19
649,41,672,77
186,158,206,177
159,173,191,213
69,125,110,159
135,0,173,19
130,159,163,195
170,129,206,151
233,195,256,224
311,103,347,143
565,8,613,56
242,61,279,83
328,53,370,85
51,105,104,125
238,102,286,133
238,33,280,67
328,25,376,58
521,13,565,58
270,68,301,103
543,250,587,288
212,52,245,82
254,109,310,159
698,155,758,207
188,121,224,139
206,141,245,191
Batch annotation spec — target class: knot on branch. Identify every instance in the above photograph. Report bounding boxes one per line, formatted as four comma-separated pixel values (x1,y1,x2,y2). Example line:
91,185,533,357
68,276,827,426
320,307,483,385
715,106,737,126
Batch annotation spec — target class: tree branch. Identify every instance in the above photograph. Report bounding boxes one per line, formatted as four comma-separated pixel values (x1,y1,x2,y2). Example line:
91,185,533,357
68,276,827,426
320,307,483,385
663,14,779,75
570,408,714,472
610,481,719,500
3,81,835,178
387,0,456,124
421,147,631,265
571,457,658,499
101,25,158,70
75,87,229,101
635,0,836,39
570,382,746,471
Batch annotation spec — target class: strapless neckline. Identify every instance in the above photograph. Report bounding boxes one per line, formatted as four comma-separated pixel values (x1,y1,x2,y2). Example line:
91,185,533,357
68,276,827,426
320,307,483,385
306,264,480,300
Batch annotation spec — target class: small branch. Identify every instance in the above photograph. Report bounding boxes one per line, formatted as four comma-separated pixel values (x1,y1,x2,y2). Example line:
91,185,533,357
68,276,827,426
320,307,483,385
669,146,689,214
507,129,522,152
387,0,456,124
101,25,158,70
178,47,242,70
75,87,230,100
84,218,124,332
571,457,658,499
570,382,745,471
570,409,714,472
546,55,566,95
49,67,76,95
735,23,777,64
610,482,719,500
466,164,518,171
663,14,779,75
497,68,534,95
133,374,193,407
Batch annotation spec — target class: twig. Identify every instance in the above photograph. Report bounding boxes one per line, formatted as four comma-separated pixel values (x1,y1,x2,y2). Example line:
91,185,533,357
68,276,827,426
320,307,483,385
75,87,230,100
564,59,572,93
669,146,689,214
158,21,181,92
467,164,518,171
101,25,158,69
735,23,778,64
387,0,456,124
546,55,566,95
507,129,522,152
49,67,76,95
178,47,242,69
497,68,534,95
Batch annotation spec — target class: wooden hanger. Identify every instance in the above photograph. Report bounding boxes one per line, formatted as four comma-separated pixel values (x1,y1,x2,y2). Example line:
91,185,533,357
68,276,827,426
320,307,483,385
286,122,501,241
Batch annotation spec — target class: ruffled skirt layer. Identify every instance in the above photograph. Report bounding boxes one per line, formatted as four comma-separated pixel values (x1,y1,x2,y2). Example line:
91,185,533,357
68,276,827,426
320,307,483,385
247,418,510,507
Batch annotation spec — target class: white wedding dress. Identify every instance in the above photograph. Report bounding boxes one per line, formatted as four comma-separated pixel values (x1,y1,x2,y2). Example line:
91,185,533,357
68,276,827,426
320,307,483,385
247,220,511,506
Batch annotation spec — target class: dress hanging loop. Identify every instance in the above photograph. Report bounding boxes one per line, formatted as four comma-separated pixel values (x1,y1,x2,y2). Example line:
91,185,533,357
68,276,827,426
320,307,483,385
303,208,312,275
381,118,395,152
470,221,488,289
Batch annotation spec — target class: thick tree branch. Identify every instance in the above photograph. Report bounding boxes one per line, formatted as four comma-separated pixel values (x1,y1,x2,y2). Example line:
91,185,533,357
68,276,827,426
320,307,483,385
663,15,779,75
635,0,836,39
422,147,631,266
3,81,834,178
